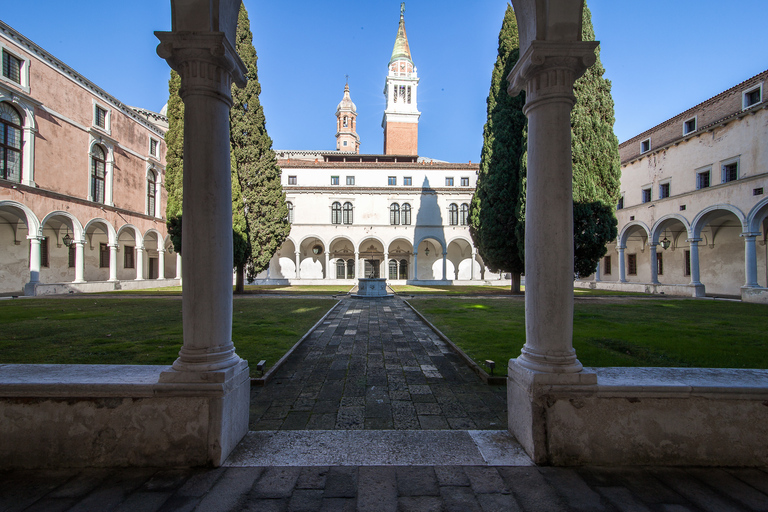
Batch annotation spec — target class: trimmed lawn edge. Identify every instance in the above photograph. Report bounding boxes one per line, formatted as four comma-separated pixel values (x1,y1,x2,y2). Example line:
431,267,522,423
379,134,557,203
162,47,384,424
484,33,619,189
404,299,506,386
250,299,342,386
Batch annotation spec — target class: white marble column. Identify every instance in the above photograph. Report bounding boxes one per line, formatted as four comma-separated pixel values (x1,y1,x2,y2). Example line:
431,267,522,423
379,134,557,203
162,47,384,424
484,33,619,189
649,243,659,284
158,248,166,279
617,245,627,283
471,248,477,281
324,251,330,280
74,241,85,283
507,40,598,374
134,246,145,281
441,251,447,281
594,260,601,283
384,252,389,279
688,238,702,286
108,244,118,282
24,235,42,295
413,252,419,280
742,233,759,288
156,28,247,374
354,251,360,278
409,254,414,280
175,252,182,280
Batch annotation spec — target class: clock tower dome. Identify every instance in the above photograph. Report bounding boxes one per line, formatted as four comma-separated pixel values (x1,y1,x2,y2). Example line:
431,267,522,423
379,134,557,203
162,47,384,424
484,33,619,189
382,3,420,156
336,82,360,153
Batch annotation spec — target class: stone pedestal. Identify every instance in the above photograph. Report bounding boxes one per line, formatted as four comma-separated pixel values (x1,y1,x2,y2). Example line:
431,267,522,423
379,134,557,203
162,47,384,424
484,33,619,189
354,277,391,298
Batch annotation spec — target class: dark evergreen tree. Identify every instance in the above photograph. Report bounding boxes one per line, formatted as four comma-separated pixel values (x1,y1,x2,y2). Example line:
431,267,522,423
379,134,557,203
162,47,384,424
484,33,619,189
571,5,620,277
468,4,527,293
165,70,184,254
230,4,290,288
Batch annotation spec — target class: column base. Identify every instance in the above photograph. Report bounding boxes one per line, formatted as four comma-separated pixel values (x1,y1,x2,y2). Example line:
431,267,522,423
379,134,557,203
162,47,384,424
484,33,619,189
23,282,38,297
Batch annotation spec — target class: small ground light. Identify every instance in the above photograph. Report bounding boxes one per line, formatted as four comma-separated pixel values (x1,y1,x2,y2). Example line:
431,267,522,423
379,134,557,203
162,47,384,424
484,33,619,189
485,360,496,375
256,360,266,376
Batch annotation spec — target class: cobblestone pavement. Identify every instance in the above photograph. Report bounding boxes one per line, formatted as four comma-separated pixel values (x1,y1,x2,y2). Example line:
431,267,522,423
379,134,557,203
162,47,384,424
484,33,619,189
249,296,508,431
3,465,768,511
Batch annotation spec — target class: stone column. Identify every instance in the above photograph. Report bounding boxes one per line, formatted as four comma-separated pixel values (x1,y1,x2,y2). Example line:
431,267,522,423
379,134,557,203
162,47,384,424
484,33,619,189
649,243,659,284
413,252,419,280
384,252,389,279
409,254,414,280
471,248,477,281
687,238,702,286
617,245,627,283
135,246,145,281
507,41,598,374
594,260,601,283
74,241,85,283
742,233,759,288
156,29,247,374
175,252,182,280
354,251,360,278
324,251,330,280
108,244,118,282
158,248,166,280
295,251,301,280
441,251,448,281
24,235,42,295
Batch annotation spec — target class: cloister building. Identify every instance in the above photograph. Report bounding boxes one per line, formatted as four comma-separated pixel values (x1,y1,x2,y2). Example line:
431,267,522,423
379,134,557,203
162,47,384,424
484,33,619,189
0,20,177,295
252,8,501,286
578,69,768,302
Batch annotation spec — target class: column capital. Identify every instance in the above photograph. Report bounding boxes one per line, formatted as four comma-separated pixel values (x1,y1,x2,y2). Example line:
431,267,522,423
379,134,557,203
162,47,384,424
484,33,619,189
26,235,43,242
156,32,246,106
740,232,761,238
686,238,702,244
507,40,599,112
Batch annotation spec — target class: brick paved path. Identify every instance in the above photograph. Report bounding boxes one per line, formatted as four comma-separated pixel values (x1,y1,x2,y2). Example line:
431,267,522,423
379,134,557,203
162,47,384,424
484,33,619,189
249,296,507,431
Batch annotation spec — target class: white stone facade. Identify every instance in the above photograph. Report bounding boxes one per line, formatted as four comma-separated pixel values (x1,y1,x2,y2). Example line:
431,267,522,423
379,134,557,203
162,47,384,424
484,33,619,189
578,69,768,301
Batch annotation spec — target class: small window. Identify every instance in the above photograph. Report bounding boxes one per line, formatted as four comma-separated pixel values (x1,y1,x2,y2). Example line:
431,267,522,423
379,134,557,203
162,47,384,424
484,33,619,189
287,201,294,223
403,176,412,186
2,50,22,84
402,203,411,225
754,188,764,196
331,202,342,224
390,203,400,225
460,177,469,187
388,176,396,186
346,176,355,186
124,246,135,269
343,202,353,224
680,205,687,211
617,196,624,210
99,243,109,268
460,203,469,226
640,138,651,154
683,117,697,135
331,176,339,185
659,182,670,199
642,187,652,203
149,138,159,157
288,175,297,185
744,85,762,109
342,141,348,147
722,161,738,183
40,237,49,268
697,169,711,189
94,105,108,130
656,252,664,276
627,254,637,276
449,203,459,226
68,244,76,268
603,255,611,275
684,249,691,276
445,177,454,187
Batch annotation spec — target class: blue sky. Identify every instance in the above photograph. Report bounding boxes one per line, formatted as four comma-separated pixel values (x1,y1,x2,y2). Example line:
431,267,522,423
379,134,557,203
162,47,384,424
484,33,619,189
2,1,766,163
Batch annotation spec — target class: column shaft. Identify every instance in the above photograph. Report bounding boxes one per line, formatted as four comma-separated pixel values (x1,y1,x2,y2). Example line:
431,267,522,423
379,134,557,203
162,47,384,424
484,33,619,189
74,241,85,283
649,244,659,284
689,239,702,286
744,234,759,287
109,244,118,282
158,248,166,279
135,246,145,280
618,246,626,283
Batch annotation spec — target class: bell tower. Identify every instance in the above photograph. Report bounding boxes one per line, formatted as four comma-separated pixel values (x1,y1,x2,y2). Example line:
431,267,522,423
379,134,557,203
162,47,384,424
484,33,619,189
382,3,420,155
336,82,360,153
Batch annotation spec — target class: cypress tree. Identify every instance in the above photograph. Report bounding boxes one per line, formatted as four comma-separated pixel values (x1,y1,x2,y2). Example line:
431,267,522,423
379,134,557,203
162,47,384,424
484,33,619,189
468,4,527,293
230,4,290,287
571,4,620,277
165,70,184,254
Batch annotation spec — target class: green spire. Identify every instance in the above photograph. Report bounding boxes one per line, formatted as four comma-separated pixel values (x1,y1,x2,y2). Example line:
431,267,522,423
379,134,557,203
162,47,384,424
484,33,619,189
389,4,412,65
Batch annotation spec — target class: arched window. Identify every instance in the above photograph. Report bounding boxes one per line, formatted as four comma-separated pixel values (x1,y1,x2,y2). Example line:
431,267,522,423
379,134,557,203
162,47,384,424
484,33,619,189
91,144,106,203
287,201,294,223
147,170,157,217
331,201,342,224
402,203,411,225
0,102,22,182
449,203,459,226
336,259,346,279
343,202,353,224
389,259,398,280
390,203,400,225
460,203,469,226
346,259,355,279
343,116,348,128
399,259,408,280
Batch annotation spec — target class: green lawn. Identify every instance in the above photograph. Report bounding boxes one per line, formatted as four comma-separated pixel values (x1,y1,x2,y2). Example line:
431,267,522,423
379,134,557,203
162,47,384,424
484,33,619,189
102,285,353,296
409,297,768,370
392,284,646,296
0,297,335,377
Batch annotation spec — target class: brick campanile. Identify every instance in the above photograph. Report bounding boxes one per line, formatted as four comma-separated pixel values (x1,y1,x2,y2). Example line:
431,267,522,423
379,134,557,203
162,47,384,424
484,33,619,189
336,83,360,153
382,3,420,156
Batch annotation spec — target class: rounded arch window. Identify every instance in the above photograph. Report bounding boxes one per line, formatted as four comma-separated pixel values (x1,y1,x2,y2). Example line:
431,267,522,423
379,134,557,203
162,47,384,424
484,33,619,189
401,203,411,225
147,169,157,216
287,201,294,223
91,144,107,203
460,203,469,226
390,203,400,225
343,202,353,224
0,102,23,182
331,201,342,224
449,203,459,226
